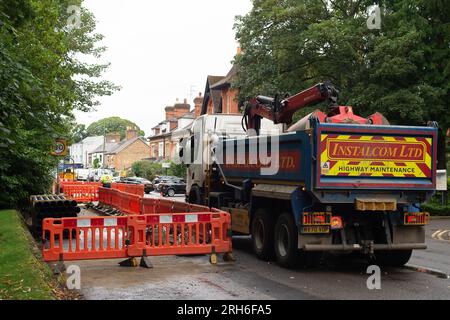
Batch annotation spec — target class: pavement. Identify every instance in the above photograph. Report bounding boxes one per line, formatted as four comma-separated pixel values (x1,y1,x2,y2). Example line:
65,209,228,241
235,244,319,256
409,218,450,276
62,196,450,300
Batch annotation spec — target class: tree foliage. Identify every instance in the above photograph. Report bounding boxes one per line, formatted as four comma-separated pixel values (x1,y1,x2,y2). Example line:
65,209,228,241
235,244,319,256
0,0,118,208
131,161,187,181
234,0,450,130
86,117,145,140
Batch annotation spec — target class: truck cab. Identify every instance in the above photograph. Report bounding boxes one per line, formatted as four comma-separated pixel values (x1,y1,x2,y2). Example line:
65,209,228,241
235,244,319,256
180,114,282,204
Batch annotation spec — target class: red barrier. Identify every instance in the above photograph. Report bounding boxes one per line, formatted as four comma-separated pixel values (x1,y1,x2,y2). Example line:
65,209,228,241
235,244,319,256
127,212,232,257
63,185,99,203
120,192,141,215
141,198,159,214
100,188,213,217
42,216,128,262
42,212,232,262
60,181,101,193
111,183,144,197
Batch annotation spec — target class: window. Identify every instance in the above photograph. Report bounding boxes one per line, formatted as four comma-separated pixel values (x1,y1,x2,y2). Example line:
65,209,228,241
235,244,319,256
158,142,164,157
166,143,170,158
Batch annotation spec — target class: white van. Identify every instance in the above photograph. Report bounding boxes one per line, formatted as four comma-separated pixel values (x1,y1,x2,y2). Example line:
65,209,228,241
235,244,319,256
75,169,91,181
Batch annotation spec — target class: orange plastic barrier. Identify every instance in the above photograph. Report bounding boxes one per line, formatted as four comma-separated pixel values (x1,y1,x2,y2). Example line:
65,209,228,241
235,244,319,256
120,192,141,215
126,212,232,257
42,216,128,262
111,183,144,197
101,190,214,217
42,212,232,262
63,184,99,203
60,181,101,193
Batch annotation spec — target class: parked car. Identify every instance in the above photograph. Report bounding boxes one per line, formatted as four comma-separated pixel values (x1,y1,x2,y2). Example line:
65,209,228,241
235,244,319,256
75,169,90,181
159,178,186,197
122,177,153,194
112,174,121,183
152,176,179,191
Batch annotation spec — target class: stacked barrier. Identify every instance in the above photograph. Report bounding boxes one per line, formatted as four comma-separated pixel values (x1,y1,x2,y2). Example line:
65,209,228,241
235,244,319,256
60,181,101,193
62,183,143,204
43,184,234,266
111,183,144,197
63,184,99,203
42,212,232,263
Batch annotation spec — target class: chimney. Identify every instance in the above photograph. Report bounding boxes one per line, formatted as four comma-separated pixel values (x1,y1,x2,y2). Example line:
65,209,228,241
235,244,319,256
126,126,138,140
105,132,121,143
174,98,191,118
193,92,203,119
165,106,175,120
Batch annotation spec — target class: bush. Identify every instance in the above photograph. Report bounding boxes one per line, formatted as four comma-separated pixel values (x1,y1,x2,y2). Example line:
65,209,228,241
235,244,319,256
422,201,450,216
422,177,449,216
131,160,187,181
131,161,164,181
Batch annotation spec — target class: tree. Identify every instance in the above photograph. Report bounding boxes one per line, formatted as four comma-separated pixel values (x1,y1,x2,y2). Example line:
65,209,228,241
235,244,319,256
71,123,88,143
131,161,164,181
167,162,187,179
93,158,101,169
0,0,119,208
234,0,450,130
131,160,187,181
86,117,145,140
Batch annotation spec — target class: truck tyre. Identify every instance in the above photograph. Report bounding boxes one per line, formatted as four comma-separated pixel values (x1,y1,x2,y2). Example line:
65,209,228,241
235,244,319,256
369,249,412,267
188,186,202,205
251,208,275,261
274,213,299,268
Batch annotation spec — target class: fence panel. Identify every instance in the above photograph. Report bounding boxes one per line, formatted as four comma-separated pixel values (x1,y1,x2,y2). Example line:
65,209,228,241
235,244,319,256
42,217,128,262
63,184,99,203
42,212,232,262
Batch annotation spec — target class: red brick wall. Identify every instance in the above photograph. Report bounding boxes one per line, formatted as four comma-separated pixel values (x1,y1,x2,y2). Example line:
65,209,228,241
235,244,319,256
114,140,150,170
220,88,240,114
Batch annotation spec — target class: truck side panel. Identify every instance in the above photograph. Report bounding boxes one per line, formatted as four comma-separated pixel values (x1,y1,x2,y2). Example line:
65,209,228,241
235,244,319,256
219,132,311,185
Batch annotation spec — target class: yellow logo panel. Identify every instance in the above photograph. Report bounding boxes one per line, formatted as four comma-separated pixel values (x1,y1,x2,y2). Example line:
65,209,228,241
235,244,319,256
320,134,432,178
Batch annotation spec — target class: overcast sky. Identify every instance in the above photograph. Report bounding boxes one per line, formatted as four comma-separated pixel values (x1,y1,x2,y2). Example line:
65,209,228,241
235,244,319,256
74,0,252,136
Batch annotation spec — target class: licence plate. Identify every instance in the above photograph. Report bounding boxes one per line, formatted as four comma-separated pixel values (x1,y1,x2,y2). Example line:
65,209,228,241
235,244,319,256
301,226,330,234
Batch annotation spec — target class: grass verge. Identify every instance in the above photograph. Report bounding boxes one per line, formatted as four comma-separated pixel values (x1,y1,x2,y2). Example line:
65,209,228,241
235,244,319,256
0,209,55,300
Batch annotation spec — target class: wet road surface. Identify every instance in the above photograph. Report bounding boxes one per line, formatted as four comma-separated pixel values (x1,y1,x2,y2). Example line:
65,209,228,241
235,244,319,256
67,218,449,300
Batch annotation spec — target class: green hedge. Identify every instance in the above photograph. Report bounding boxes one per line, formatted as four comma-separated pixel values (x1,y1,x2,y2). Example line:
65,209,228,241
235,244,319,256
422,177,450,216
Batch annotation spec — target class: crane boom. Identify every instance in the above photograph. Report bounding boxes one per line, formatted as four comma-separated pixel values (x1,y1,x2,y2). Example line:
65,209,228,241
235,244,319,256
242,82,388,135
242,82,339,134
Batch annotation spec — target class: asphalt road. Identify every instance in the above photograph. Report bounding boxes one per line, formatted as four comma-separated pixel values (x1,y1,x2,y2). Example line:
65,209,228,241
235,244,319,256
144,191,186,202
67,202,450,300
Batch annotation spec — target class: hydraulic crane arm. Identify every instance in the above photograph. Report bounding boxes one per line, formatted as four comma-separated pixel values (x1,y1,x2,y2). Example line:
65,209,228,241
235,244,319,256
242,82,339,134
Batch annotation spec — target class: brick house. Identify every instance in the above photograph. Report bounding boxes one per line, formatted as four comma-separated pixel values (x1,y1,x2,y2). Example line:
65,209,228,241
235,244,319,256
148,99,192,161
89,128,150,171
200,65,240,116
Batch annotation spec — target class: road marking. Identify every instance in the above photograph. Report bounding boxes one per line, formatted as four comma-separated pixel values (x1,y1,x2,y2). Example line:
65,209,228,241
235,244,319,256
432,230,442,238
437,230,447,240
431,229,450,242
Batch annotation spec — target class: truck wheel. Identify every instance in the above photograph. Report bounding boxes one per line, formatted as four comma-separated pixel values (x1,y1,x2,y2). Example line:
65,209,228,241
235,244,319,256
274,213,299,268
188,186,202,205
369,250,413,267
251,209,275,261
